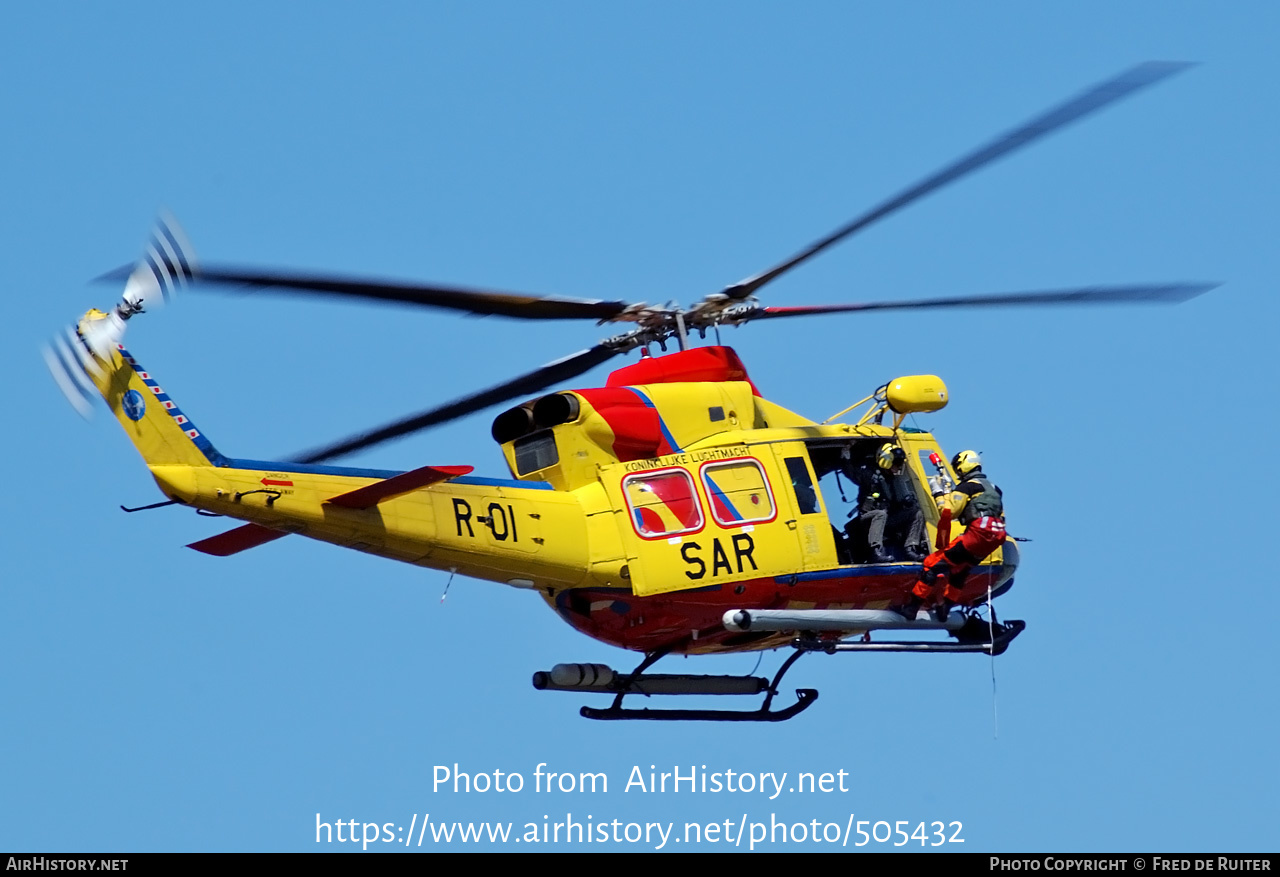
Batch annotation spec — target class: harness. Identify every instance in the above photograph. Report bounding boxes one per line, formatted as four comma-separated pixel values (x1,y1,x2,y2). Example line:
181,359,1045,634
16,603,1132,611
958,473,1003,525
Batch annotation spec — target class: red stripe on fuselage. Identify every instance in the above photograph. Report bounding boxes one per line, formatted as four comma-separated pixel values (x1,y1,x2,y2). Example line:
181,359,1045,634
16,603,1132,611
576,387,676,461
551,566,1001,654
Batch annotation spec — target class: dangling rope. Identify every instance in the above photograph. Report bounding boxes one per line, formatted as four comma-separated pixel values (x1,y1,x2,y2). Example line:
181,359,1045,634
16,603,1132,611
988,580,998,739
440,567,457,604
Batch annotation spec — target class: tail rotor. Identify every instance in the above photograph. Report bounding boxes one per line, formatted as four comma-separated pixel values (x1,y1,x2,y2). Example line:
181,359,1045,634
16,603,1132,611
43,214,196,417
120,211,197,313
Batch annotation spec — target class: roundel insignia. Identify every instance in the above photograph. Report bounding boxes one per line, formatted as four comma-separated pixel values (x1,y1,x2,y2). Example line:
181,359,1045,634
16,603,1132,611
122,389,146,421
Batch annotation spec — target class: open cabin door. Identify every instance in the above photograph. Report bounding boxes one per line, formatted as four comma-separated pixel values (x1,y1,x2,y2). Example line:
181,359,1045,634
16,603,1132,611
895,434,1006,567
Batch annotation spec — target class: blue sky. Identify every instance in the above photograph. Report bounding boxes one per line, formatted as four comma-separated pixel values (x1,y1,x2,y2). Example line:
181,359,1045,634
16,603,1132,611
3,2,1277,852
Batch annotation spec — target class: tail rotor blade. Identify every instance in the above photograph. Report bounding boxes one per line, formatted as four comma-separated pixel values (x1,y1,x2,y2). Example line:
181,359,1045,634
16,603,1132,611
60,324,106,380
121,212,197,312
43,330,98,418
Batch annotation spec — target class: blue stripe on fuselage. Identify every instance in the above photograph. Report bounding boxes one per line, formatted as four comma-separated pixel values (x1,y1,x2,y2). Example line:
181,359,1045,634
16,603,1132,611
223,458,552,489
623,387,682,454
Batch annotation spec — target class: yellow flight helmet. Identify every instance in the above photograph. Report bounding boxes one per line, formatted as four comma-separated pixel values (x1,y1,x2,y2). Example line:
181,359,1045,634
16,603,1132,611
877,444,906,470
951,449,982,476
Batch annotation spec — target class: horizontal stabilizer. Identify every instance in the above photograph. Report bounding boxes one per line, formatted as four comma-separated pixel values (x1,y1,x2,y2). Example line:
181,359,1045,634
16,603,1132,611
325,464,474,509
188,523,289,556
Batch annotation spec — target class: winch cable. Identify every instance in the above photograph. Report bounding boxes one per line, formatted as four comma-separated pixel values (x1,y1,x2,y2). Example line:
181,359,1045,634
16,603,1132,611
988,581,999,739
440,567,457,605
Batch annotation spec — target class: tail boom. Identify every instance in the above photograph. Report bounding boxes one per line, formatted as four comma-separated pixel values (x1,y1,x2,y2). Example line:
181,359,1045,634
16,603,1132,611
51,313,594,592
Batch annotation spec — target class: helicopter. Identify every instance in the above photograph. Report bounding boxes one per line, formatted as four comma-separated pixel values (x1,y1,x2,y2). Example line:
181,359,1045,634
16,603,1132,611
45,61,1215,722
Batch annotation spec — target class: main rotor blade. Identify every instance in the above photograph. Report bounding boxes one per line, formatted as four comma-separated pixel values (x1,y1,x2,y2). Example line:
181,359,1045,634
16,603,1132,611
753,282,1218,320
291,344,622,464
96,263,631,321
721,61,1193,301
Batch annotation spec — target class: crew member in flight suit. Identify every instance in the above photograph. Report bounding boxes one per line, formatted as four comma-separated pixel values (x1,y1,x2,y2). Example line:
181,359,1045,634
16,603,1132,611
895,449,1005,621
884,450,929,562
847,443,927,563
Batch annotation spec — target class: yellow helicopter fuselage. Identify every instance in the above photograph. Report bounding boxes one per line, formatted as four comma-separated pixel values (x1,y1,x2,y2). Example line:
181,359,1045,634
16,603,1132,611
93,337,1009,656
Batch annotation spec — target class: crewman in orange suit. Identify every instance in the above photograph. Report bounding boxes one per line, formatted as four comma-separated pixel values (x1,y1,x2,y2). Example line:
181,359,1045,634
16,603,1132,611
895,450,1005,622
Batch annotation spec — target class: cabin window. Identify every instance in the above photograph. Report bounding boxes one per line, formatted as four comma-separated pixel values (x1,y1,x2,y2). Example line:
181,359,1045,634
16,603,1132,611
701,459,776,526
622,469,703,538
514,430,559,475
783,456,820,515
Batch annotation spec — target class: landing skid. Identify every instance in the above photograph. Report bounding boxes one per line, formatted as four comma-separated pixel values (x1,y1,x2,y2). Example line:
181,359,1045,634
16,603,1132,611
579,650,817,723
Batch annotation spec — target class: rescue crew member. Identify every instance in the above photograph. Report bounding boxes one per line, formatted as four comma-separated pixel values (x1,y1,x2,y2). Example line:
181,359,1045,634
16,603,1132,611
884,449,928,562
847,443,927,563
895,449,1005,621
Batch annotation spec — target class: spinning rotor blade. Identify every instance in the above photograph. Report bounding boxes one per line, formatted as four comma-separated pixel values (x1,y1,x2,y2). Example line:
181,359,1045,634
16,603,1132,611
43,326,101,418
754,282,1219,320
117,212,197,312
45,215,198,418
292,344,622,464
97,264,631,321
720,61,1193,301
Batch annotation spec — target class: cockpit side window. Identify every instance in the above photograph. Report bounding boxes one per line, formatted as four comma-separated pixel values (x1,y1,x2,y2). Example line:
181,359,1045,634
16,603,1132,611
783,456,820,515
